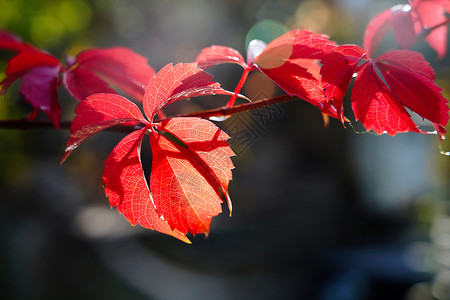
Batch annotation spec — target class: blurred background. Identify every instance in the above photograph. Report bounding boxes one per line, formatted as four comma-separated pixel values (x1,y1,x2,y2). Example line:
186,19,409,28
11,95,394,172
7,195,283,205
1,0,449,299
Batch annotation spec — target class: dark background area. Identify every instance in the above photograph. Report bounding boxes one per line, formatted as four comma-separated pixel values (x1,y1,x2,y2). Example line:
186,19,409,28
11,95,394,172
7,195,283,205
1,0,449,299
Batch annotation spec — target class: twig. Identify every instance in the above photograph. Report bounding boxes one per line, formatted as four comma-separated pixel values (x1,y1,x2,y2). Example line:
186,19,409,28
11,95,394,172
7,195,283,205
159,94,294,121
0,94,296,130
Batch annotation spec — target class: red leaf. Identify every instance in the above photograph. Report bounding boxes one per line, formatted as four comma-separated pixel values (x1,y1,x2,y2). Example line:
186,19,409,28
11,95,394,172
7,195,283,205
0,50,62,127
349,50,449,134
0,50,61,93
0,32,62,125
413,0,448,59
150,117,234,235
194,31,340,118
364,1,450,59
63,66,117,101
103,128,190,243
363,9,391,58
20,65,61,128
65,47,155,102
375,50,435,80
321,40,448,135
195,45,247,69
64,63,234,241
0,30,37,52
320,45,367,123
255,30,336,62
376,59,448,126
390,5,416,49
352,63,419,134
143,63,235,120
253,30,338,116
70,93,147,132
61,93,147,164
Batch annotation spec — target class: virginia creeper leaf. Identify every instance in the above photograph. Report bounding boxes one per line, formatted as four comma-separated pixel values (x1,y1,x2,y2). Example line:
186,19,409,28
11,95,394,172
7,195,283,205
103,128,190,243
0,50,63,127
0,30,37,52
143,63,235,120
376,55,448,126
390,5,417,49
320,45,367,123
63,66,117,101
0,50,61,92
70,93,146,133
373,49,435,80
364,1,450,59
195,30,340,118
150,117,234,235
195,45,247,69
322,44,449,135
64,63,235,241
253,30,339,117
64,47,155,101
19,65,61,128
61,93,147,164
413,0,449,59
352,63,420,134
363,9,391,58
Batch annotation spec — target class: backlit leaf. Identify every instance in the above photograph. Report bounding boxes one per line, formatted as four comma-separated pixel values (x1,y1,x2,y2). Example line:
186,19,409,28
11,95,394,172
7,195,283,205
363,1,450,59
64,47,155,101
64,63,235,241
413,0,449,59
390,5,416,49
253,30,338,117
61,93,147,164
143,63,235,120
320,45,367,123
63,66,117,102
352,63,420,134
363,9,391,58
103,128,190,243
150,117,234,235
196,45,247,69
322,45,449,135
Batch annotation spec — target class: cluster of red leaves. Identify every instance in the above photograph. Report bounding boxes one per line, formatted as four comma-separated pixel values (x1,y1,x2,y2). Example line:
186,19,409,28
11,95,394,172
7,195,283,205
0,30,155,128
1,1,449,242
321,46,448,136
196,30,340,118
364,0,450,59
60,63,236,242
197,29,448,138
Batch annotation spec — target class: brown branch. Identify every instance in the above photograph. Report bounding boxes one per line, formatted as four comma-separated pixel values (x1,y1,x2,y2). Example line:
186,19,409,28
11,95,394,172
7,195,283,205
159,94,294,121
0,94,295,131
0,119,140,133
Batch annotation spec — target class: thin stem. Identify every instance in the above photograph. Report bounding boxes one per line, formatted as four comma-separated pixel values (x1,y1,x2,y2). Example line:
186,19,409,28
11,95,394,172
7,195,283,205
225,66,251,108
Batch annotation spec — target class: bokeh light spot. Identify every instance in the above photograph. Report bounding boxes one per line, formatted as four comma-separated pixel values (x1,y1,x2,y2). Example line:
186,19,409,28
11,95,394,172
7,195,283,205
293,0,332,33
245,20,287,51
